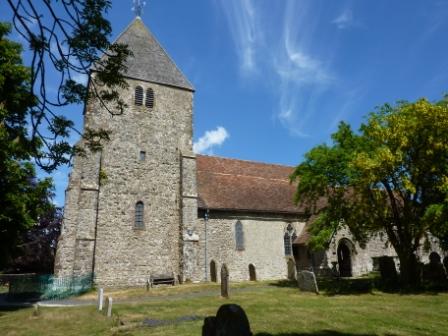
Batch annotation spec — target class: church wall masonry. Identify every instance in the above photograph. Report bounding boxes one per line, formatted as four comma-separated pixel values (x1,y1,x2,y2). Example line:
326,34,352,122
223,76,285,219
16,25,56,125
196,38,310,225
55,76,195,287
195,211,306,282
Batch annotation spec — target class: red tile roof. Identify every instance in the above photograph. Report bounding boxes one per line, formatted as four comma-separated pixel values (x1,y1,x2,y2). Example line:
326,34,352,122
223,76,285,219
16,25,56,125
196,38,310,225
196,155,304,214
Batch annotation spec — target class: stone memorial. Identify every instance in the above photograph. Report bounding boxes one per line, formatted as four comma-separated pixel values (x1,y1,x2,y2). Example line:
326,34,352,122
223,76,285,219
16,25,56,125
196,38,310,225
202,304,252,336
378,256,398,288
297,270,319,294
221,265,229,298
97,288,104,311
106,296,113,317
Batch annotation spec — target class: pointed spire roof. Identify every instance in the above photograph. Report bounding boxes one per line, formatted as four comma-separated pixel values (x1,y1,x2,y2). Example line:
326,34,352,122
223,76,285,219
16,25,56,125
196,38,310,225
114,17,194,91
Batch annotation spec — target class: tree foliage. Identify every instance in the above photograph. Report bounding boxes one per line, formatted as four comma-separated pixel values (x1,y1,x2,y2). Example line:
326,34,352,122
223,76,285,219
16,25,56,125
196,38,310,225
0,23,55,269
5,0,130,171
8,207,63,274
291,97,448,287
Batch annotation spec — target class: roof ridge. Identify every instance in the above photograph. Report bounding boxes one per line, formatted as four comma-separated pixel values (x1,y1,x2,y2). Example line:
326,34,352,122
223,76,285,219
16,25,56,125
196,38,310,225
197,154,296,169
197,171,291,182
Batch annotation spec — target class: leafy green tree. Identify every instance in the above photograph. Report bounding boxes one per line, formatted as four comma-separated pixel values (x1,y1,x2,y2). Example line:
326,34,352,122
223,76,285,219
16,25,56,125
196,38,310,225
0,22,55,269
291,97,448,288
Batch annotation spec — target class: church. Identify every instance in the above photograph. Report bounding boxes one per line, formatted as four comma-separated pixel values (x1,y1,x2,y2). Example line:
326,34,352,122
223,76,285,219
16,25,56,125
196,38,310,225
54,17,442,287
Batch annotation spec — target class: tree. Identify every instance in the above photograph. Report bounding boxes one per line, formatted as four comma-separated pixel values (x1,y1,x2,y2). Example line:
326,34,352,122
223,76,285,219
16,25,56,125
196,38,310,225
0,22,55,269
290,97,448,288
5,0,130,172
8,207,63,274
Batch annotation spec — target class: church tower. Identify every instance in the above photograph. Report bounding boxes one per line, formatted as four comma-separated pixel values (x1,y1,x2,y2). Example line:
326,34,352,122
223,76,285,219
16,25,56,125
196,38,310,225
54,17,200,286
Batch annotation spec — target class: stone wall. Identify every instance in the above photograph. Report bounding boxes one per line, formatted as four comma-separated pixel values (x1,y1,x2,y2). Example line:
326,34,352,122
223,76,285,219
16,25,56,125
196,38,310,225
195,211,306,282
55,77,194,287
295,225,446,277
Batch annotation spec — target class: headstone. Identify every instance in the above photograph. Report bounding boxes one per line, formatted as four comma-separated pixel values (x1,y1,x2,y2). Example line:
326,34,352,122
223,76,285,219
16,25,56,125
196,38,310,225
97,288,104,311
378,256,398,288
297,270,319,294
202,316,217,336
202,304,252,336
220,265,229,298
422,252,447,285
106,296,113,317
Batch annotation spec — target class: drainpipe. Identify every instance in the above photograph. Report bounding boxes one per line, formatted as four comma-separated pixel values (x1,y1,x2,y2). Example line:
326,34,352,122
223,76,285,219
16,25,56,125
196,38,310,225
204,209,209,281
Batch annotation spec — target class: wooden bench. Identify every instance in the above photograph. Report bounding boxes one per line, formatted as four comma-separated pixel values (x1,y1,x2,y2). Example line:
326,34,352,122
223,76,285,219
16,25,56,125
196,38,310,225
147,274,175,289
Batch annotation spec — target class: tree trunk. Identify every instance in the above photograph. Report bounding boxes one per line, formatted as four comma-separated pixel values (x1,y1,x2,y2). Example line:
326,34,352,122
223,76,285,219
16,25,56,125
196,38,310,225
397,251,421,290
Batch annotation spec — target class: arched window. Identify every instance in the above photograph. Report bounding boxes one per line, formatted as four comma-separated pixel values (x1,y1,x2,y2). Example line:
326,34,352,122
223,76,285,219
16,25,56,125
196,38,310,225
145,88,154,108
284,232,292,256
135,86,143,106
235,220,244,251
284,224,295,256
135,201,144,228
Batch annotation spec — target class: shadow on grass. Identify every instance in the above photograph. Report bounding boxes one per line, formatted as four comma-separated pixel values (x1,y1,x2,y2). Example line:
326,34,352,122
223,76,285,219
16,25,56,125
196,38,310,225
255,330,390,336
268,280,297,288
269,277,448,296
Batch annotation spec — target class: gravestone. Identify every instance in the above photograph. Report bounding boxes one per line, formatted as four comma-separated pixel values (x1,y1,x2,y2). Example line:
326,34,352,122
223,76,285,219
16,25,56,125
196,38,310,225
422,252,447,286
202,304,252,336
105,296,113,317
297,270,319,294
97,288,104,311
221,265,229,298
378,256,398,288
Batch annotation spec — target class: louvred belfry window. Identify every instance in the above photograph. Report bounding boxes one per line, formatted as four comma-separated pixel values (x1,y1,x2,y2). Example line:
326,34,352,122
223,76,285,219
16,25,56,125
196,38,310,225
135,86,143,106
145,88,154,108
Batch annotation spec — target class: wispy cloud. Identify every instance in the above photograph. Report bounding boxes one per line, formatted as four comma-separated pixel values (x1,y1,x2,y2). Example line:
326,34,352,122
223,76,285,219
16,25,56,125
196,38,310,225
218,0,260,74
332,9,354,30
272,1,333,137
217,0,339,137
193,126,229,154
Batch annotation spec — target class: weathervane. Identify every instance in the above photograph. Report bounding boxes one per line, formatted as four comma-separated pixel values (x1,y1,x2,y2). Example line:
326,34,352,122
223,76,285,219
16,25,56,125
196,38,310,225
132,0,146,17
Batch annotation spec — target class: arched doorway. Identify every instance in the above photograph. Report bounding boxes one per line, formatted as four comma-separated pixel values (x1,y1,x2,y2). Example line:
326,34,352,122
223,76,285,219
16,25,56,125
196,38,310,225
249,264,256,281
337,240,352,277
210,260,217,282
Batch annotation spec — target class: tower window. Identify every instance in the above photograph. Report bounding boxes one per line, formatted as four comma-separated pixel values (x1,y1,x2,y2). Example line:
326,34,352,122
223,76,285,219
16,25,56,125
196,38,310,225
235,220,245,251
145,88,154,108
135,201,144,228
135,86,143,106
139,151,146,161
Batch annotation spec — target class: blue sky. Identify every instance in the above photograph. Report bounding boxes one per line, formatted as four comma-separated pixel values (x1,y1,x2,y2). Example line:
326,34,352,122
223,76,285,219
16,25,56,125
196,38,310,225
2,0,448,206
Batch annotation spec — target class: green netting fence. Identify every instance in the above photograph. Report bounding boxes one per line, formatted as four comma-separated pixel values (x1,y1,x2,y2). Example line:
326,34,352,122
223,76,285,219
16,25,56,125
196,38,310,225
6,273,93,301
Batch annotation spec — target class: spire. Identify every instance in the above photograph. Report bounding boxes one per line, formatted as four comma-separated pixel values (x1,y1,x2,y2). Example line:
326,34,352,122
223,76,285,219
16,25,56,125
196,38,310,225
111,17,194,91
132,0,146,18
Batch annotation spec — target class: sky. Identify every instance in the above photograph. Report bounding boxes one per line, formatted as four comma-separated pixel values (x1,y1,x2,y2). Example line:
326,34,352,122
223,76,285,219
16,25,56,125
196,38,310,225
2,0,448,206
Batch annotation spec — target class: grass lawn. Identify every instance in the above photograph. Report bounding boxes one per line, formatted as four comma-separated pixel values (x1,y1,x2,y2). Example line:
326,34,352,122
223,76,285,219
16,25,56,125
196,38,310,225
1,282,447,336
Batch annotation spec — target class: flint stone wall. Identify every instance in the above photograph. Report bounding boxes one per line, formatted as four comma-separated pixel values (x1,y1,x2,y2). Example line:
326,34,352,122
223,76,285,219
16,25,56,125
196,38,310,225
196,211,306,282
55,78,194,287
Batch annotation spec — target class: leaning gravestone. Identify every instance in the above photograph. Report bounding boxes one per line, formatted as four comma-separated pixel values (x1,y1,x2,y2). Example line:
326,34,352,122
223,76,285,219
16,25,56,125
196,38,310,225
297,270,319,294
202,304,252,336
221,265,229,298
